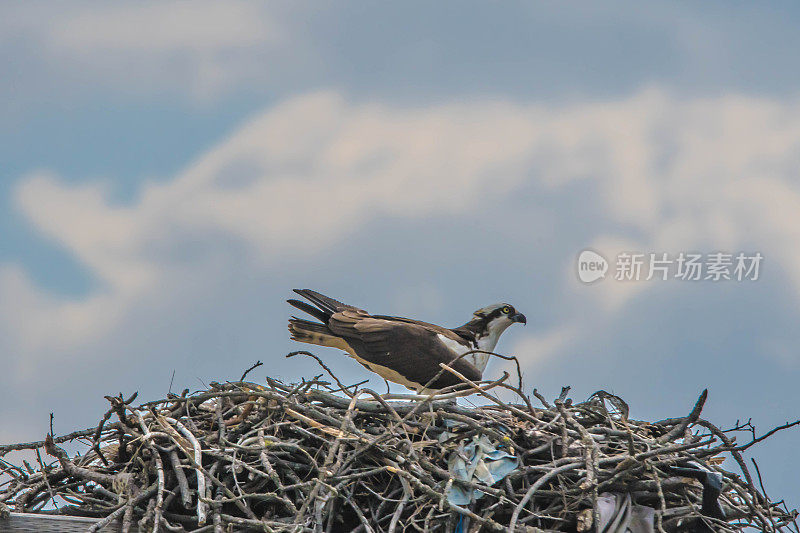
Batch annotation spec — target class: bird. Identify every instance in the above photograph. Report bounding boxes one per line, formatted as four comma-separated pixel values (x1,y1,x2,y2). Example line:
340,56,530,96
287,289,526,392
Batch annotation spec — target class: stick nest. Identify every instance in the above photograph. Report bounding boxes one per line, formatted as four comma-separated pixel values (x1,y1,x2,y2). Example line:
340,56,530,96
1,356,798,532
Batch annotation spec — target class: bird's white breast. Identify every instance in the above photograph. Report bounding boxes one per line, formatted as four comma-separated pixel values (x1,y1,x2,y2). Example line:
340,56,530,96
436,334,489,373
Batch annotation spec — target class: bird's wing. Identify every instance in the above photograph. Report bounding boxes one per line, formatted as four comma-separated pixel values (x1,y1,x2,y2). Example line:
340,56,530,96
370,315,473,344
328,310,482,390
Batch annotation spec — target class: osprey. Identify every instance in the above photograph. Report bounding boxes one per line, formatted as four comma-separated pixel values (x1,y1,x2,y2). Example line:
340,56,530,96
287,289,526,392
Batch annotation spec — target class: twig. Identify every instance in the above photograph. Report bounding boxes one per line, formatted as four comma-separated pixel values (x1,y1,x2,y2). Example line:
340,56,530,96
240,361,264,382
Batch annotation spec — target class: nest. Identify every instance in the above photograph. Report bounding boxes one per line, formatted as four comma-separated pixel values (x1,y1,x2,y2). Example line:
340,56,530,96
1,354,798,532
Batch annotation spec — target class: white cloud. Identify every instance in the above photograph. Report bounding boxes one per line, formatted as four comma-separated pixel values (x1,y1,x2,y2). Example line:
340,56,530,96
7,88,800,378
511,327,575,369
0,264,122,360
49,2,281,52
1,1,294,101
16,172,153,292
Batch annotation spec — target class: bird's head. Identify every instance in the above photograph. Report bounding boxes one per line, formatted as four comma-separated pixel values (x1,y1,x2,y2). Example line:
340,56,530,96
469,303,526,352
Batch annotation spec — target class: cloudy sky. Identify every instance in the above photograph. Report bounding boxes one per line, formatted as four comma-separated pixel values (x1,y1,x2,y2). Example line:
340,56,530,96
2,1,799,508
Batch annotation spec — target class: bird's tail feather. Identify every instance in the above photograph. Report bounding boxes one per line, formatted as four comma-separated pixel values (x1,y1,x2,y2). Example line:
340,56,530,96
288,317,355,356
292,289,360,316
288,289,360,356
287,299,329,322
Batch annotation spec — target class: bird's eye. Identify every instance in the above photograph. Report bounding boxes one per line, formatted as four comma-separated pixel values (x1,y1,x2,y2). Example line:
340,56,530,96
502,306,511,314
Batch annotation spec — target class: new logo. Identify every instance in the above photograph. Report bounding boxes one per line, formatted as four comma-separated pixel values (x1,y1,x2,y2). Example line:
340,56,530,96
577,250,608,283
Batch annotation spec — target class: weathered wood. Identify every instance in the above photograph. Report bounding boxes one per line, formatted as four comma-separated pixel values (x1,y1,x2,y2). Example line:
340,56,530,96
0,512,137,532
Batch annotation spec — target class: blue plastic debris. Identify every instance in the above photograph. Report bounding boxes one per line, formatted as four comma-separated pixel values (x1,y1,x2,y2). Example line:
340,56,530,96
444,434,519,506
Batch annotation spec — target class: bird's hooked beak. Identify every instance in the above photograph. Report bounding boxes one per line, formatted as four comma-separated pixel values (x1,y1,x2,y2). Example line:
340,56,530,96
511,312,527,325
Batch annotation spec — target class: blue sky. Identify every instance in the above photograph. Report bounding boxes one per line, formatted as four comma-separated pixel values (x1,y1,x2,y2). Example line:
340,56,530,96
1,1,799,509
